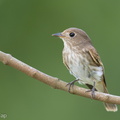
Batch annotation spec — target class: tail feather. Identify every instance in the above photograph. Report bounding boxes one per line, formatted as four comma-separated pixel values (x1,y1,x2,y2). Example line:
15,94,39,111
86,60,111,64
86,80,118,112
103,85,118,112
104,103,118,112
96,81,118,112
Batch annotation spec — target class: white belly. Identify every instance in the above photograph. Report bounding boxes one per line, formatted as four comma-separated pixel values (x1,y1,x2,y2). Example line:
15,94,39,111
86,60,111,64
63,49,103,85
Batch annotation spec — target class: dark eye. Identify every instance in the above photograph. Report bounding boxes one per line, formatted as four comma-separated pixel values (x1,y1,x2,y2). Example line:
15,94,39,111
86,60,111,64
69,32,75,37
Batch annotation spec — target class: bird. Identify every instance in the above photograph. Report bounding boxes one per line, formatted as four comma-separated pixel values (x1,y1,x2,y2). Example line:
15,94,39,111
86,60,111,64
52,27,118,112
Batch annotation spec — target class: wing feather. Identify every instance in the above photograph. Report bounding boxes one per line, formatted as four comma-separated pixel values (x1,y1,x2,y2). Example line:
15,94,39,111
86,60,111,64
86,48,106,86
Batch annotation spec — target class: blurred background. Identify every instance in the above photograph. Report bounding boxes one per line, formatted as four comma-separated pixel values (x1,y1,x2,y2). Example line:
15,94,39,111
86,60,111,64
0,0,120,119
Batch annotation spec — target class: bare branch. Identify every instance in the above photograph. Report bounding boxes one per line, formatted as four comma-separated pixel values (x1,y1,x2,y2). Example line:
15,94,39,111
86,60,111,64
0,51,120,104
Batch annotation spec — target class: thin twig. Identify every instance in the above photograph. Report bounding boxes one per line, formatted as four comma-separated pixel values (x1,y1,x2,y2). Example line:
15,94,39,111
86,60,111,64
0,51,119,104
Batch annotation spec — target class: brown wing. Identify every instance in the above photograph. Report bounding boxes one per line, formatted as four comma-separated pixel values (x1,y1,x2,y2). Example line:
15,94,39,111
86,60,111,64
86,47,106,86
87,48,103,66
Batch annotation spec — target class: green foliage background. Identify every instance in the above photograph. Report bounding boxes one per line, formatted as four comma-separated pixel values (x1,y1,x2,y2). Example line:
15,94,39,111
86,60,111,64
0,0,120,119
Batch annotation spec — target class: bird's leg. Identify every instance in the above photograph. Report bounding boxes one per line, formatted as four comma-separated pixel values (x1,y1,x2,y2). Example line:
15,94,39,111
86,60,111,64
86,81,96,98
91,81,96,98
66,79,79,92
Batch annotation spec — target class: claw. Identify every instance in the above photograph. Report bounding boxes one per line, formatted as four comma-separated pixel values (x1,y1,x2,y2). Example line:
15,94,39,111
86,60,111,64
66,79,79,92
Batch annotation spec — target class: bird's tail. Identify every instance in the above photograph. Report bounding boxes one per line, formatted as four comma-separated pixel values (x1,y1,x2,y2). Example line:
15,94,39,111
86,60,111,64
96,81,118,112
104,103,117,112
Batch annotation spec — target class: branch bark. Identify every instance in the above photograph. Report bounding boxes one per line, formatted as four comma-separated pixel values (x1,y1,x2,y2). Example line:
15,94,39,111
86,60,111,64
0,51,119,104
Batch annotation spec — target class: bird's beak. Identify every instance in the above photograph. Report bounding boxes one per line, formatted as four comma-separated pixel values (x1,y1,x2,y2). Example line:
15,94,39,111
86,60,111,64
52,33,64,37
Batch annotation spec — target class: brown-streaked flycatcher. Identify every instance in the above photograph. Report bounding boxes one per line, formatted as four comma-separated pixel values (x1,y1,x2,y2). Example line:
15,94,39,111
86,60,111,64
52,27,117,112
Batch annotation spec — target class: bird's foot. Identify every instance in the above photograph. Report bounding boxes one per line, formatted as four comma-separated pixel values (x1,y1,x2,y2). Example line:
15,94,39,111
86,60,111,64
86,87,96,98
86,82,96,98
66,79,79,92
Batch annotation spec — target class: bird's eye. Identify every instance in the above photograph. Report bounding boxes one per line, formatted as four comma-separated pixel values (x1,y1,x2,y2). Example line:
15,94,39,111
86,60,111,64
69,32,75,37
